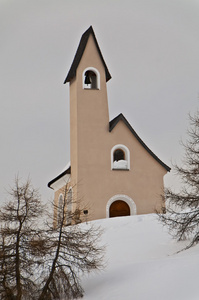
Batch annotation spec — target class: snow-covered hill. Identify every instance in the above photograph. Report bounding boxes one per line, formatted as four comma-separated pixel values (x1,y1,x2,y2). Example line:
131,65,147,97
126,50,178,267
81,214,199,300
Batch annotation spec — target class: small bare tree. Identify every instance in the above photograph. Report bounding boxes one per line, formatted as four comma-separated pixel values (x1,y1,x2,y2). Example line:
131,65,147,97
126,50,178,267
158,111,199,249
38,184,104,300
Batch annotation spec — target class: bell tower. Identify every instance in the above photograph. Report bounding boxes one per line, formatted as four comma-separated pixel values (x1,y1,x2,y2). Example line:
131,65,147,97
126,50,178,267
64,26,112,213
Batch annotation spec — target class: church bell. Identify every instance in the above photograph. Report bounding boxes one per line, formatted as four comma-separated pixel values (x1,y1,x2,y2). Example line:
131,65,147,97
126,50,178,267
84,72,91,85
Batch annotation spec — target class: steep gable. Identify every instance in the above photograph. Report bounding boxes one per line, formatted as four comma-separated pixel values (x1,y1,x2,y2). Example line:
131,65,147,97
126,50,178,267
109,113,171,172
64,26,111,83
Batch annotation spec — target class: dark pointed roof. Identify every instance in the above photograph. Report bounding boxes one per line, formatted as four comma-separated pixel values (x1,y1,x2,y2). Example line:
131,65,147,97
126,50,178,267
109,113,171,172
64,26,111,84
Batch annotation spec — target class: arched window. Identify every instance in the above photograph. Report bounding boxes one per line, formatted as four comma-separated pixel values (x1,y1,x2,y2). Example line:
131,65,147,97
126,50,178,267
57,194,64,225
83,67,100,90
111,144,130,170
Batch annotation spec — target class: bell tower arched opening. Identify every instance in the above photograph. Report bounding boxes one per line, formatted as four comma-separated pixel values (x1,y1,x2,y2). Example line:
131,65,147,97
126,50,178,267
82,67,100,90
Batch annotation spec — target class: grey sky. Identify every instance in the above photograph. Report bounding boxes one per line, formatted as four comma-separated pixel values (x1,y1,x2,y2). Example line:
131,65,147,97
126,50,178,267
1,0,199,204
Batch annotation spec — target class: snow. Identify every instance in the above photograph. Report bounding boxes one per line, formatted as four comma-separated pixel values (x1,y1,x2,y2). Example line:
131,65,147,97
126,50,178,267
113,160,128,169
81,214,199,300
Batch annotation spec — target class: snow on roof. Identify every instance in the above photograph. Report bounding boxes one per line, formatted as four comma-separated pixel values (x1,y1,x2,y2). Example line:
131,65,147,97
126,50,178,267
47,162,71,189
61,161,71,173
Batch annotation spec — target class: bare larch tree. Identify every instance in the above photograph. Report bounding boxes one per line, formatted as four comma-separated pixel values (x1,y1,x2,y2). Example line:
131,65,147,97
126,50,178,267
0,177,44,300
38,183,104,300
158,111,199,249
0,177,104,300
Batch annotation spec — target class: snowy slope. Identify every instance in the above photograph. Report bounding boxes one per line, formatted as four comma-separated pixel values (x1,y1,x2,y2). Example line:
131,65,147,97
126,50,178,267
81,215,199,300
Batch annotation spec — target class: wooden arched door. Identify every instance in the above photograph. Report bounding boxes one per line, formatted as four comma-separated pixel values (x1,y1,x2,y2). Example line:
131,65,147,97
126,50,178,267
110,200,130,218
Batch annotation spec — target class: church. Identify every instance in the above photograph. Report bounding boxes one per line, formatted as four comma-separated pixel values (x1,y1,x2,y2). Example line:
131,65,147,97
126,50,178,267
48,26,170,224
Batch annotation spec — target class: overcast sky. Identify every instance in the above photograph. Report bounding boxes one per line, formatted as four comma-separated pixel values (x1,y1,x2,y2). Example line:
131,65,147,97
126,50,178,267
1,0,199,204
